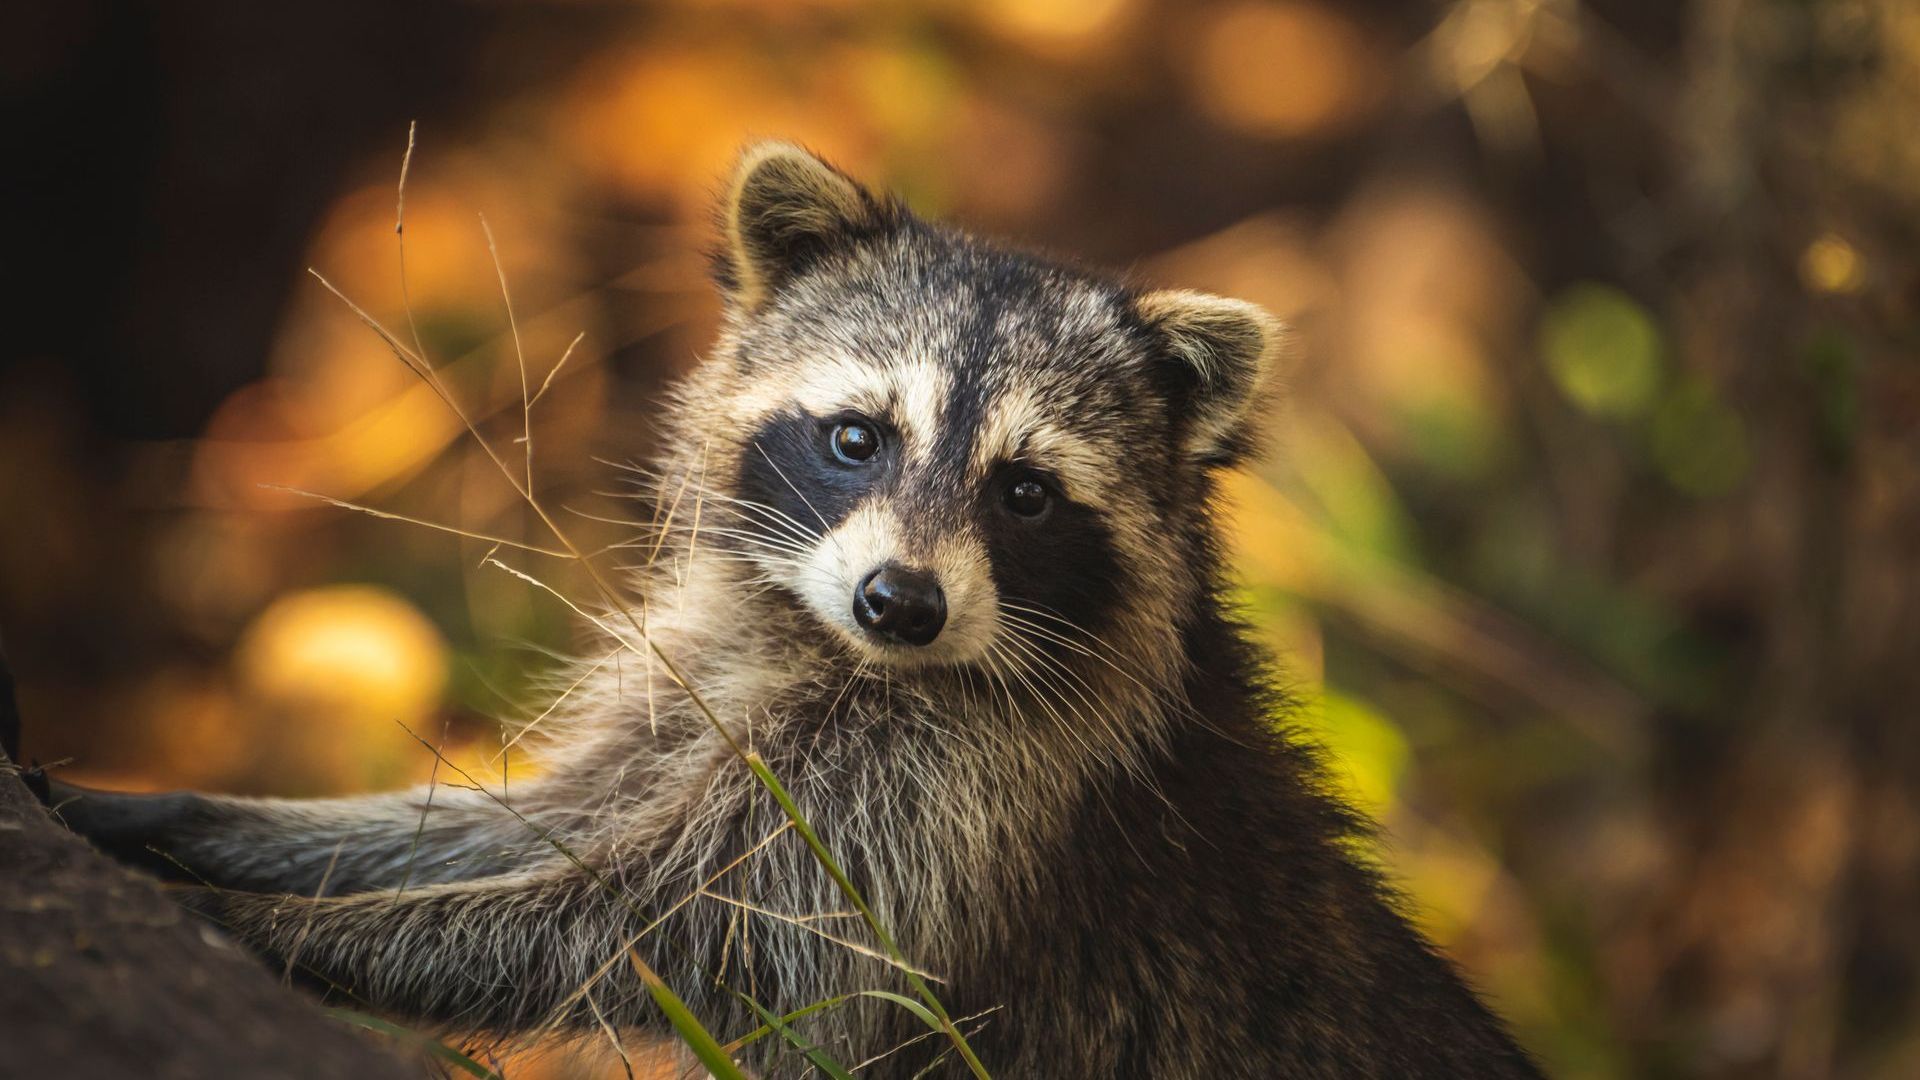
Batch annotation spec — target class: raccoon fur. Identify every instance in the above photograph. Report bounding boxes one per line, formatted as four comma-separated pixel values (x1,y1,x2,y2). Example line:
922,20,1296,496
52,142,1540,1078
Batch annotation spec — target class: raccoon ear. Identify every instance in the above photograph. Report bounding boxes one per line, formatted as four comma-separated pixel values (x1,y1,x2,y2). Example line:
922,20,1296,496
715,142,892,310
1134,289,1286,467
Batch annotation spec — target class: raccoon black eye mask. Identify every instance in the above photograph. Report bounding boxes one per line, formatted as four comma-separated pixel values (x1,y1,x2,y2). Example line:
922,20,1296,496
51,141,1541,1078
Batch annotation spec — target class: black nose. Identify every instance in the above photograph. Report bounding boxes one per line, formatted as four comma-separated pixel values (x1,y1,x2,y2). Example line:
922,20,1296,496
853,565,947,647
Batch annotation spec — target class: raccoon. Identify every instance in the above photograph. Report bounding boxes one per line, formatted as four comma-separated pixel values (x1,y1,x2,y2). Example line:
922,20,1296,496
52,143,1540,1077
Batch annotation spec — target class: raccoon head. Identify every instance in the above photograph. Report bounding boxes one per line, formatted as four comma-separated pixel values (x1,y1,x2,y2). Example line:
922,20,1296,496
665,142,1283,691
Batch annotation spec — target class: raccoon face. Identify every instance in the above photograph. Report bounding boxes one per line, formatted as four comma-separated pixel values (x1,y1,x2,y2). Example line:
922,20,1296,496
686,143,1283,679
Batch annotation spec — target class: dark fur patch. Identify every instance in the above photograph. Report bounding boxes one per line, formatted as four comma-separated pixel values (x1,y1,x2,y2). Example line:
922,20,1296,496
974,467,1123,647
734,408,890,540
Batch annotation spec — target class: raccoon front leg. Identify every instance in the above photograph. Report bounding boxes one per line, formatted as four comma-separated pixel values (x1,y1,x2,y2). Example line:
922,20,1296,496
183,867,654,1034
51,779,554,895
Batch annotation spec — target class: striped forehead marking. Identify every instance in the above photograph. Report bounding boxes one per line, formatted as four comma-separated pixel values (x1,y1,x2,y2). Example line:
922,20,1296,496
737,353,952,451
967,384,1114,509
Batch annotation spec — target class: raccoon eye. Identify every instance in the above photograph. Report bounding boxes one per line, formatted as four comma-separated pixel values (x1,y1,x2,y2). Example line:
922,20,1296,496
831,421,880,464
1004,476,1051,518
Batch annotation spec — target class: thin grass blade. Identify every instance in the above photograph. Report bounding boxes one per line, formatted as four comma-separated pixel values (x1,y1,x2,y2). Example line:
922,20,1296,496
735,993,859,1080
627,949,749,1080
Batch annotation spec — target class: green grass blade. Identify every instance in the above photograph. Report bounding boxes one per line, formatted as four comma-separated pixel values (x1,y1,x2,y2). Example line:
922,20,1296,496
856,989,946,1032
722,993,853,1054
735,993,859,1080
627,950,749,1080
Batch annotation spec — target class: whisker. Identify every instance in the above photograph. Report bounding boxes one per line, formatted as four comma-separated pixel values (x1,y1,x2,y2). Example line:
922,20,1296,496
711,495,823,545
588,482,828,562
988,640,1108,768
749,442,847,562
984,640,1155,856
686,525,814,557
617,480,825,549
998,626,1162,794
605,522,814,561
998,600,1223,737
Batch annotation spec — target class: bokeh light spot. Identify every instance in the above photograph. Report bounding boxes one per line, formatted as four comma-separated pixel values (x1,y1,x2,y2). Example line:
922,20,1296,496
1538,283,1663,417
237,585,448,715
1650,379,1751,498
1799,233,1866,295
234,585,450,790
1190,3,1387,139
974,0,1134,50
1308,690,1411,819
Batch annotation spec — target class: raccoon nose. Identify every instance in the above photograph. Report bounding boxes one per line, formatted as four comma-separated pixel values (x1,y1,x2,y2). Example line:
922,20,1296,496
853,565,947,647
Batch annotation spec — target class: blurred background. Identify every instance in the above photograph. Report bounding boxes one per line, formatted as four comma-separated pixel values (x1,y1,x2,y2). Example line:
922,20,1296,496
5,0,1919,1076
